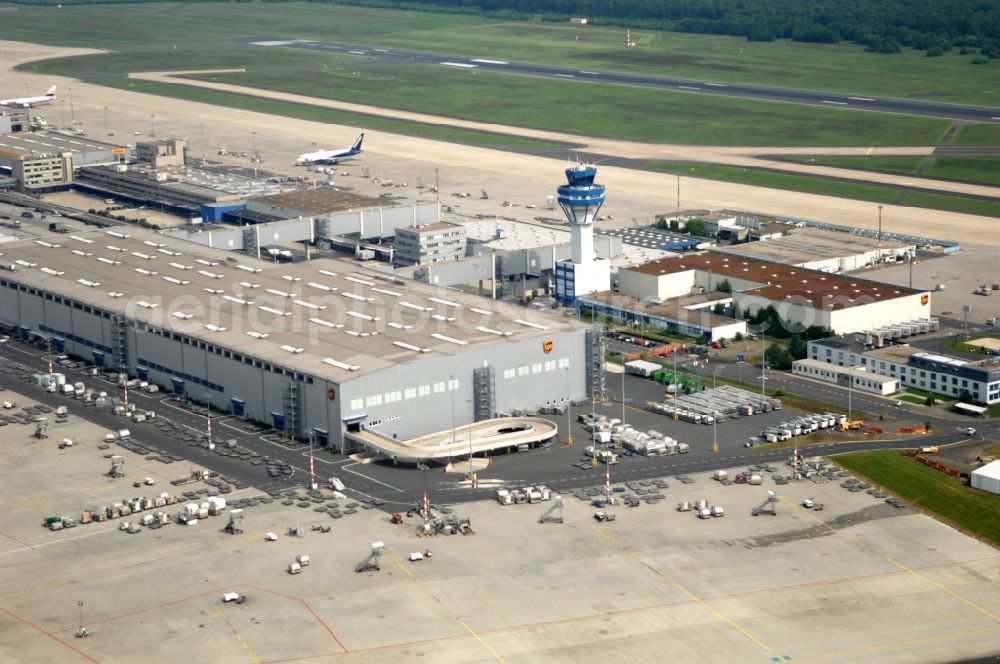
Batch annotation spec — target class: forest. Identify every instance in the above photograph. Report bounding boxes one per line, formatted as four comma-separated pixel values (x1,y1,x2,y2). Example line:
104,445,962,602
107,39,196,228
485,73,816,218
8,0,999,59
332,0,1000,58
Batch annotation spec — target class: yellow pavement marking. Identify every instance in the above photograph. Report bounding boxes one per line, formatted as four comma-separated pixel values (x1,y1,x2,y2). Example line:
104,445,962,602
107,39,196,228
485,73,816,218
0,578,75,602
384,548,507,663
866,146,875,156
797,625,1000,662
781,497,1000,622
212,605,260,664
586,523,778,657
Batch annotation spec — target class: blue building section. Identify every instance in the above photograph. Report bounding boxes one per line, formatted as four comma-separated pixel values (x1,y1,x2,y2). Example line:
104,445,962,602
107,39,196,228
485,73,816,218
659,239,700,252
554,261,576,303
200,202,246,224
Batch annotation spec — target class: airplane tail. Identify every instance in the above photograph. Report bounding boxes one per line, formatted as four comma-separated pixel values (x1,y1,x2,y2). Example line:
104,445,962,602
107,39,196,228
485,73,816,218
45,85,56,98
350,133,364,153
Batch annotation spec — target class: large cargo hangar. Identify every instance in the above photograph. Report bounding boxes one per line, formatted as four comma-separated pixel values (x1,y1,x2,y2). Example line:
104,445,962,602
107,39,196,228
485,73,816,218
0,227,601,450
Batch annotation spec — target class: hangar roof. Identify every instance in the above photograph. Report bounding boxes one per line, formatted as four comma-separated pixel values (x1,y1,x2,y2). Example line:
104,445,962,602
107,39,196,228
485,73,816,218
1,226,585,382
0,130,120,158
714,228,911,265
249,188,385,216
625,250,924,311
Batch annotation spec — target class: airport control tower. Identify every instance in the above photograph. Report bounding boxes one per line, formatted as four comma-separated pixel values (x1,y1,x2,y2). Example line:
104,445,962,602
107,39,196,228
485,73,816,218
554,164,611,302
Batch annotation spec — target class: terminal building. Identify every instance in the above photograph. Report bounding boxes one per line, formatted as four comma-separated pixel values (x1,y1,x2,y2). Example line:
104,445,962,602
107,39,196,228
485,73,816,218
394,222,466,266
0,131,127,193
0,226,602,450
808,335,1000,406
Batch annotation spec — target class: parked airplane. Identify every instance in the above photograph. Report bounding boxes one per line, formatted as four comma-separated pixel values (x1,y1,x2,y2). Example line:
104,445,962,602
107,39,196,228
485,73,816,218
1,85,57,109
295,133,364,165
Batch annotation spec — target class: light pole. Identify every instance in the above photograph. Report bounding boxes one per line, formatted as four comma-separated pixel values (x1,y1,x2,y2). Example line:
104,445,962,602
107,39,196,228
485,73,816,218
68,87,74,124
60,99,66,129
760,330,767,398
251,130,257,158
450,374,456,450
847,362,854,421
417,462,429,515
23,82,29,97
466,399,474,480
710,368,719,453
564,366,574,445
103,106,109,141
613,353,626,427
203,391,213,449
149,114,156,137
76,600,86,638
200,123,206,164
877,205,883,267
308,430,317,490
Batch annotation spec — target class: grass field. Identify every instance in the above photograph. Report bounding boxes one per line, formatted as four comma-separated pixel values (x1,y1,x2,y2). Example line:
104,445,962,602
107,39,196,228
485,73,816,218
645,161,1000,216
4,3,999,106
176,65,948,147
942,338,1000,356
775,154,1000,187
952,123,1000,146
834,450,1000,547
19,32,954,148
103,79,564,149
646,161,902,202
902,190,1000,217
904,386,955,403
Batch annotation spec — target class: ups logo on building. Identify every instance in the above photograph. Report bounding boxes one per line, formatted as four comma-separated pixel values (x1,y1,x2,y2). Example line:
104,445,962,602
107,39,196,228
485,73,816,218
543,340,554,353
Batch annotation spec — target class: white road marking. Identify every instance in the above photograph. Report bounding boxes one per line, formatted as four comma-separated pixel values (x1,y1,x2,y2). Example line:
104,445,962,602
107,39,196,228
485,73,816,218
705,82,726,87
341,462,406,492
348,50,366,55
822,100,848,105
579,71,600,75
553,73,575,78
849,97,875,102
678,85,700,91
440,62,478,68
471,59,508,65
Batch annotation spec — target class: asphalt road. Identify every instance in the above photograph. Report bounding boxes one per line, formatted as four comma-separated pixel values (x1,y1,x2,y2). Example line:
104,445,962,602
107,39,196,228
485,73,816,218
3,339,990,509
252,39,1000,124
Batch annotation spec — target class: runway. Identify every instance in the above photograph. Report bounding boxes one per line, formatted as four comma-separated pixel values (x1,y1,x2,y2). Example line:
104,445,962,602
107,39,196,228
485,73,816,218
250,39,1000,124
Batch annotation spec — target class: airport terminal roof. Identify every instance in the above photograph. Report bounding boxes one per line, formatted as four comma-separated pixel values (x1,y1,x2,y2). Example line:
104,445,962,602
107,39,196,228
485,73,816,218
581,290,743,329
1,226,586,382
0,130,119,158
250,188,386,215
626,251,923,310
399,221,462,234
459,217,671,266
863,345,920,363
714,228,911,265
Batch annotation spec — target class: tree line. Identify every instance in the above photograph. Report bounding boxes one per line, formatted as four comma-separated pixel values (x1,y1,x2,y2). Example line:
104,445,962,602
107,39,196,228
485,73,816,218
12,0,1000,59
333,0,1000,59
